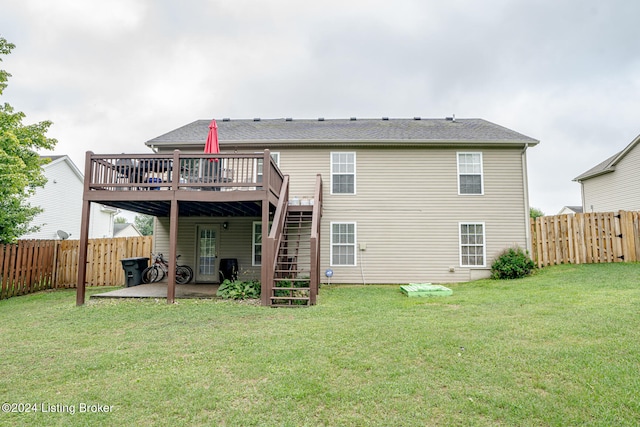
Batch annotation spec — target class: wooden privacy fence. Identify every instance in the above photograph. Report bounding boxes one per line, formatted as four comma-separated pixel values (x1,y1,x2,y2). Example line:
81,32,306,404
1,236,152,300
55,236,153,288
530,210,640,268
0,240,58,300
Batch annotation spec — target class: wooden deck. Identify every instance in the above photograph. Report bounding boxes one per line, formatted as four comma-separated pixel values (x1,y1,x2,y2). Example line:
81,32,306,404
76,149,321,307
83,150,284,217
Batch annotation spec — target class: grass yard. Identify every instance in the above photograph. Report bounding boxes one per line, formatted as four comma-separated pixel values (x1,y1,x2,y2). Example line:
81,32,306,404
1,263,639,426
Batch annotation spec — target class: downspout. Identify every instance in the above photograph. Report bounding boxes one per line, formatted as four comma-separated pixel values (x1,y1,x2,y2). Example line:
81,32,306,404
579,180,586,212
521,143,531,253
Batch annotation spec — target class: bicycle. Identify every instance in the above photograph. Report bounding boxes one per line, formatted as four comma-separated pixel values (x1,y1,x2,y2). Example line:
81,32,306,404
142,253,193,284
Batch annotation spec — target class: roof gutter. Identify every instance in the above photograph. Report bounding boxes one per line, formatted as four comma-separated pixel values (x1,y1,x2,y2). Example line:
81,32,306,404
145,139,540,150
572,168,615,183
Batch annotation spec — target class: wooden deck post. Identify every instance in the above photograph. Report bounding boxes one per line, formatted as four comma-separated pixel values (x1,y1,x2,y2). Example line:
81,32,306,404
167,198,178,304
261,199,271,306
76,151,94,306
171,150,180,191
166,150,182,303
261,149,273,306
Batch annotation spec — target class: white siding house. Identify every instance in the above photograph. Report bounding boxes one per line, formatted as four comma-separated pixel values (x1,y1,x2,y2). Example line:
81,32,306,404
557,206,583,215
20,156,118,239
114,223,143,238
574,133,640,213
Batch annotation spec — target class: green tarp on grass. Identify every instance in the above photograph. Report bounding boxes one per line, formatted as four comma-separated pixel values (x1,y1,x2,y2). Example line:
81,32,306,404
400,283,453,297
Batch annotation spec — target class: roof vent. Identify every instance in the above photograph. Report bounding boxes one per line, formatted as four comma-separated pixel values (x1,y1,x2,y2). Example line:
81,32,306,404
253,118,261,121
318,117,325,121
285,117,293,121
350,117,357,121
414,116,421,120
382,117,389,121
222,118,230,122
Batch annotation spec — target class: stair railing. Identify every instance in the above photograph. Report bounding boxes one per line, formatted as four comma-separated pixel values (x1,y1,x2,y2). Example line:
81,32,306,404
266,175,289,304
309,174,323,304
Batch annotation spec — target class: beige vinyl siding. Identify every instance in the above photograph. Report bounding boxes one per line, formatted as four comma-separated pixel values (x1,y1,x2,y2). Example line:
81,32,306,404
277,146,528,284
152,145,529,284
581,144,640,212
154,216,261,282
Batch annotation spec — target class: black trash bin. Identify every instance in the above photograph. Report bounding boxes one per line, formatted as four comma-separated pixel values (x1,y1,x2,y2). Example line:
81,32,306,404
120,257,149,287
219,258,238,282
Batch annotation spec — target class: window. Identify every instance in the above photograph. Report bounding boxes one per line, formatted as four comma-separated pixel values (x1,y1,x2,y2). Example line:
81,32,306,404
331,222,356,266
252,222,264,266
256,152,280,183
457,152,483,195
331,152,356,194
459,223,485,267
253,221,274,265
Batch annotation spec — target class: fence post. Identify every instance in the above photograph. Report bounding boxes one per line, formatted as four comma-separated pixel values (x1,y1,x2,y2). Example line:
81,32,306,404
613,211,623,262
635,212,640,262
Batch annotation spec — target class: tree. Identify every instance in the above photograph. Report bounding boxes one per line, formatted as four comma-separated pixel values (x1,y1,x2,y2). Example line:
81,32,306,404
134,214,154,236
0,37,56,243
114,216,128,224
530,207,545,219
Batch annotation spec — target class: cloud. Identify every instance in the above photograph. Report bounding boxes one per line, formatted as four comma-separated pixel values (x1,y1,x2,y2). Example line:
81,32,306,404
1,0,640,215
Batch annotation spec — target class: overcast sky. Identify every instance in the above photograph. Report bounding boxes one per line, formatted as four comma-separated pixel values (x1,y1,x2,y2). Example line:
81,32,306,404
2,0,639,215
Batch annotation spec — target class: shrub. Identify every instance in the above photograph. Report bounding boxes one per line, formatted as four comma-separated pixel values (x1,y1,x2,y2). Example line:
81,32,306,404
491,247,536,280
216,279,261,300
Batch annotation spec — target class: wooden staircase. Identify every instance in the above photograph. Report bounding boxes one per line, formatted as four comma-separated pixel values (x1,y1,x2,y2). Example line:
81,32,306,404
270,208,313,307
265,174,322,307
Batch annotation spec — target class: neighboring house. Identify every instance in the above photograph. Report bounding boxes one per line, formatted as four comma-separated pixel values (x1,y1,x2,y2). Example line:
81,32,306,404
76,117,539,306
114,223,143,238
20,155,119,240
574,133,640,213
558,206,583,215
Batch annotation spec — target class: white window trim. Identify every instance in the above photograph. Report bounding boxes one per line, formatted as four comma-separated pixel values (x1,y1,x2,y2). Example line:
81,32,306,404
252,221,265,266
330,221,357,267
330,151,356,195
459,222,486,268
457,152,484,196
255,152,280,183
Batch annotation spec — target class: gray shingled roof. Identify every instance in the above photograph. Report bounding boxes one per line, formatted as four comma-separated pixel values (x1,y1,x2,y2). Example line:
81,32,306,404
113,223,129,234
574,132,640,182
573,152,620,182
568,206,584,213
146,118,539,146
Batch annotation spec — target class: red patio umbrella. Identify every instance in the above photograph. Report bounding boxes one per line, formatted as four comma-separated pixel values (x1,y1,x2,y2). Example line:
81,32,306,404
204,119,219,162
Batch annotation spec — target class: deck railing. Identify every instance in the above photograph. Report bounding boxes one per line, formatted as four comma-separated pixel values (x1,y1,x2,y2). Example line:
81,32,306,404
86,150,283,197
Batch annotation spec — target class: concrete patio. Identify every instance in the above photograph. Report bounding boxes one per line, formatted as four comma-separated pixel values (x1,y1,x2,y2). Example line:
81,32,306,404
91,283,220,299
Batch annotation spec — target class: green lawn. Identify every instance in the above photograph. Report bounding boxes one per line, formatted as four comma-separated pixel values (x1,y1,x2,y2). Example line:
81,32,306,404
1,263,639,426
